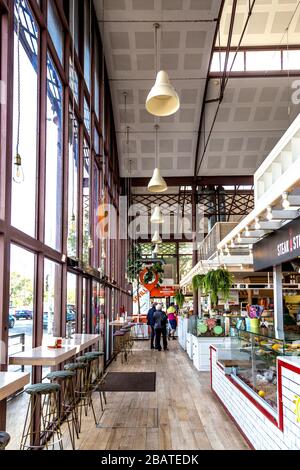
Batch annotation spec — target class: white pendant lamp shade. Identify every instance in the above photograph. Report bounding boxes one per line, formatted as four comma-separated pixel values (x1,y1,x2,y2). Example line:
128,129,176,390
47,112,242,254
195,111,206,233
151,230,162,244
150,205,164,224
153,244,160,254
146,70,180,117
148,168,167,193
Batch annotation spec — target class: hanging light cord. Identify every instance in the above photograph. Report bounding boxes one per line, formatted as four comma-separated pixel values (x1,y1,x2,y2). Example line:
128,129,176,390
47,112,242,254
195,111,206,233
16,0,21,158
155,124,158,168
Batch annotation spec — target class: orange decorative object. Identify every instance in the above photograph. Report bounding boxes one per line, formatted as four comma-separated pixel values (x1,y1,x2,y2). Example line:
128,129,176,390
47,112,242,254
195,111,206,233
139,268,159,292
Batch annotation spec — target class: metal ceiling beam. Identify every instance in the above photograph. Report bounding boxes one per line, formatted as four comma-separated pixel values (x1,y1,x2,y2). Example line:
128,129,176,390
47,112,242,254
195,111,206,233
127,175,253,187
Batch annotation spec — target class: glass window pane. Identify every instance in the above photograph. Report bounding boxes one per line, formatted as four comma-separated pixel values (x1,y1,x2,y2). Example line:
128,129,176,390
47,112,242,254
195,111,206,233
9,245,35,371
45,54,63,251
82,141,90,263
66,272,77,337
179,255,193,281
11,1,38,236
179,242,193,255
43,259,62,343
210,51,244,72
67,112,79,258
47,0,63,63
246,51,281,71
84,1,91,92
94,36,100,119
69,59,79,104
69,0,79,54
84,97,90,134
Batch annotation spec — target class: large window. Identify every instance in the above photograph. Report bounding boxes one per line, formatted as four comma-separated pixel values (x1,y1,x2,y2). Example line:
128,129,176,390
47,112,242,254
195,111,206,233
82,141,90,263
67,112,79,258
84,0,91,92
47,0,63,63
11,1,38,237
45,54,63,251
9,244,35,368
43,259,62,342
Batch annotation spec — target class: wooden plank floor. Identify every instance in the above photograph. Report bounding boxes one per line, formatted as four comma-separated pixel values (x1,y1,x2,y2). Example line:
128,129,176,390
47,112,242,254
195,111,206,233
69,340,249,450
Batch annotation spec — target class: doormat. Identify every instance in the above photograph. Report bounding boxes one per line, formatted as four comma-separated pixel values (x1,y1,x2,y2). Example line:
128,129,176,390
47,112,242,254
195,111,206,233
97,372,156,392
96,407,158,429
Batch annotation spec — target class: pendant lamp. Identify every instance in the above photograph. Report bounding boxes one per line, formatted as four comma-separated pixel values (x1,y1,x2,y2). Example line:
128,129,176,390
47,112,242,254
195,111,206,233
150,205,164,224
153,244,160,254
145,23,180,117
151,230,162,244
148,124,167,193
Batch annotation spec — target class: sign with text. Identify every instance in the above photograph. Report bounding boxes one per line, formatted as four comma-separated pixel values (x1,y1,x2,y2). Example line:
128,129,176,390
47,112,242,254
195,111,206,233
253,216,300,271
132,285,150,315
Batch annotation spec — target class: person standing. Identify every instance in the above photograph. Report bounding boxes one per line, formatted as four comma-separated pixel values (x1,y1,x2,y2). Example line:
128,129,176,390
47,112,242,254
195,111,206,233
147,301,157,349
153,303,168,351
167,302,177,340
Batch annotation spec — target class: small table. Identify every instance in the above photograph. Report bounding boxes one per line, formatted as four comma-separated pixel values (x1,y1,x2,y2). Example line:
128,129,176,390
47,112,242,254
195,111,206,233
0,372,30,401
9,334,101,367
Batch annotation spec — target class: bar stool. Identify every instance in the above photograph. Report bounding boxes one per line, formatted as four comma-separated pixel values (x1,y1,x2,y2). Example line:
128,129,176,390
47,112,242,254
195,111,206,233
46,370,79,450
75,356,99,425
63,361,93,432
20,383,63,450
83,352,106,411
113,330,125,362
0,432,10,450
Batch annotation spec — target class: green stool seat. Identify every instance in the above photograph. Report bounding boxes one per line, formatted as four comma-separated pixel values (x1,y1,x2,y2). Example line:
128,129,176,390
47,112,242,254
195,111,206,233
84,351,104,357
64,362,87,371
75,355,93,363
46,370,75,380
25,383,60,395
0,432,10,450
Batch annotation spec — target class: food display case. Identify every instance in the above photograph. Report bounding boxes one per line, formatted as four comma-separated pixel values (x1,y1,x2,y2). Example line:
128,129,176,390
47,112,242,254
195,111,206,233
220,328,300,413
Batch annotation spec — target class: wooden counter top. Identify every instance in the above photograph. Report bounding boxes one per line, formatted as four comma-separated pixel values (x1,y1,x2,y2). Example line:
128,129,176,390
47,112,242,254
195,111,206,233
0,372,30,401
9,334,101,367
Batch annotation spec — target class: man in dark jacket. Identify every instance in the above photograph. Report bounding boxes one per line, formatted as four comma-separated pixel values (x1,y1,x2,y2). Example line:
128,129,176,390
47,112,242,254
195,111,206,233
153,303,168,351
147,301,157,349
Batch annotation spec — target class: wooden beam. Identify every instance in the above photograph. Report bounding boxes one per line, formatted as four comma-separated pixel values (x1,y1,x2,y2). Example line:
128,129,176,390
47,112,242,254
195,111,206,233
128,175,254,187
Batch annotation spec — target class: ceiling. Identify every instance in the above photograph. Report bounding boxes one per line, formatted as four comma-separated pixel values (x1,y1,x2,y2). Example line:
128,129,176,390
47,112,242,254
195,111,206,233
94,0,300,181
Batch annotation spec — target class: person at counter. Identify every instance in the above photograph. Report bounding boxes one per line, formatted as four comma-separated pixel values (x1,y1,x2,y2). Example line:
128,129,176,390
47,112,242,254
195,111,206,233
283,299,297,327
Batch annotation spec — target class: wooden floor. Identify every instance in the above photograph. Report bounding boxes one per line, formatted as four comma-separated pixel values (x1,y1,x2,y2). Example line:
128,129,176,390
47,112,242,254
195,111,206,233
68,340,249,450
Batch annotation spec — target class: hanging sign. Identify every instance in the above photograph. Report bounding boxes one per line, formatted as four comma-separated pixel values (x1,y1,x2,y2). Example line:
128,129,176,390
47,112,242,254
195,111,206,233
132,285,150,315
253,216,300,271
150,286,176,298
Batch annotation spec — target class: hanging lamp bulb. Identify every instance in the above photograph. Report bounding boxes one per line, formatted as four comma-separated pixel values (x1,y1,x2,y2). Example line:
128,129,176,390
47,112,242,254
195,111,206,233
13,153,24,184
148,124,168,193
150,205,164,224
153,244,160,254
151,230,162,244
146,71,180,117
145,24,180,117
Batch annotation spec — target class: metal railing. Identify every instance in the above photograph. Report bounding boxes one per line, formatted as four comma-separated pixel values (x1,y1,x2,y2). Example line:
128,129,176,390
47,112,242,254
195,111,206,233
8,332,25,372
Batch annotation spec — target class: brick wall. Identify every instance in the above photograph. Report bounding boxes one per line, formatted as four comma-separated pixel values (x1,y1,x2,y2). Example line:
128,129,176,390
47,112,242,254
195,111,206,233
211,347,300,450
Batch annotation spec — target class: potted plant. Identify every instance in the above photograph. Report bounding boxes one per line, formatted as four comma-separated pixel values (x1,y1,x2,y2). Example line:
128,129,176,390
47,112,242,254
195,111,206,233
204,268,234,309
174,290,185,309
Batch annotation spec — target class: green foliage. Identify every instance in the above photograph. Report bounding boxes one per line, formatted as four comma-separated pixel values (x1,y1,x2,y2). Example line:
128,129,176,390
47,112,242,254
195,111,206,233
10,272,33,308
143,262,164,287
174,290,185,309
192,274,206,292
203,268,234,308
127,243,143,283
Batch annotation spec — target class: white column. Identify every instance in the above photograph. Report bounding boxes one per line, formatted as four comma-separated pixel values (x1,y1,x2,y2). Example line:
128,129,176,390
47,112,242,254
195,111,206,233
273,264,284,335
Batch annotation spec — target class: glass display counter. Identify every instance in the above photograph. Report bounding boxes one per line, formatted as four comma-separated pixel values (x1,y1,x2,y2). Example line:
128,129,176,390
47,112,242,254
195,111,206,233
188,315,229,337
219,327,300,413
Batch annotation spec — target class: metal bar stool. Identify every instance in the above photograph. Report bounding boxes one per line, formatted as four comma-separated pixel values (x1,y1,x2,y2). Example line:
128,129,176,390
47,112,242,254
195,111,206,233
0,432,10,450
83,352,106,411
20,383,63,450
75,356,99,425
113,330,126,363
64,361,92,432
46,370,79,450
